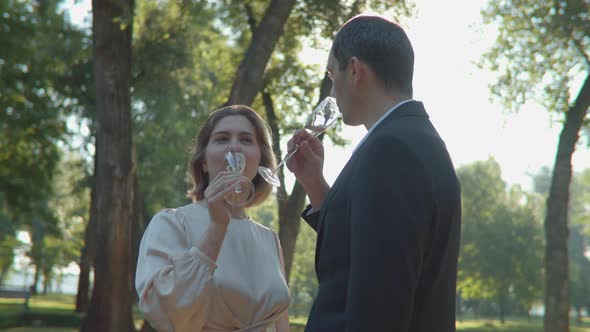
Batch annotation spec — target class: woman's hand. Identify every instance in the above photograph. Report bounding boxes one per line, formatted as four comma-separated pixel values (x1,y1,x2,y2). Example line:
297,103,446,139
198,171,249,261
203,171,248,227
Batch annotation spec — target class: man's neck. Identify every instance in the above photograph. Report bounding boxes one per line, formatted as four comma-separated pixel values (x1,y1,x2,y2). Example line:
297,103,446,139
362,93,409,130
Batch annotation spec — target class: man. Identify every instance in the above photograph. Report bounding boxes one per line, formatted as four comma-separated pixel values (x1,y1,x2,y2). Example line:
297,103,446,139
286,15,462,332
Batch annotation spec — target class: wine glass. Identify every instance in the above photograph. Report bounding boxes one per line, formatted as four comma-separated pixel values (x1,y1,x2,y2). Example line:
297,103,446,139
224,149,255,206
258,96,340,187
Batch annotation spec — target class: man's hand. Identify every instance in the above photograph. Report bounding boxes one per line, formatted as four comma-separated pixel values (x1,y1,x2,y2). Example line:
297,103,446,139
286,129,330,209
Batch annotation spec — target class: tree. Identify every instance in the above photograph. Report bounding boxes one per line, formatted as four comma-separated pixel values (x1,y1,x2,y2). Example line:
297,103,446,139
0,0,93,306
534,167,590,324
81,0,136,331
567,170,590,323
0,0,88,226
225,0,298,106
0,231,20,285
27,202,59,294
132,0,235,214
286,219,318,317
49,152,89,297
457,159,544,321
480,1,590,330
569,224,590,323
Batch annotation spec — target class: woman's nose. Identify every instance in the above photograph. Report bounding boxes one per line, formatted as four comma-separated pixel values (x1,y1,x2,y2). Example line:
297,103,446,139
225,140,243,153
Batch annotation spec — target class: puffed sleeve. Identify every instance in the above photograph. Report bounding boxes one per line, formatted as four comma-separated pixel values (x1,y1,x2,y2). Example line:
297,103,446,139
135,209,218,332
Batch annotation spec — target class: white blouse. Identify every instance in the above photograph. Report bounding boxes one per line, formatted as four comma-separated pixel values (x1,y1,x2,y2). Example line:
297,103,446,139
136,203,290,332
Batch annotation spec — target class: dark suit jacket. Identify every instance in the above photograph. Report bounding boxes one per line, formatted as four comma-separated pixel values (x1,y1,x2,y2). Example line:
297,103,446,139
302,101,461,332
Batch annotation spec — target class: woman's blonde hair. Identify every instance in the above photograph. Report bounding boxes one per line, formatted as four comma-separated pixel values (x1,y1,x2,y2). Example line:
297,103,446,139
187,105,277,207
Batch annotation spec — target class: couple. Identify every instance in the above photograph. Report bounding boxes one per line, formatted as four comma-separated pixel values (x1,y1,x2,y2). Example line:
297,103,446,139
135,15,461,332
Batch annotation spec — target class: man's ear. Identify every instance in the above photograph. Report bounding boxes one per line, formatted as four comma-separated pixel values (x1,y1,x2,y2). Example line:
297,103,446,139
350,56,363,84
201,162,208,174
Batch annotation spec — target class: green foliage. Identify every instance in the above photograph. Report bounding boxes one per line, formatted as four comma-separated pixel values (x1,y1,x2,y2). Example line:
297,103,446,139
20,151,88,292
480,0,590,113
287,222,318,317
248,194,279,229
0,0,91,225
567,170,590,309
570,168,590,230
0,233,22,284
457,159,544,316
0,0,91,287
132,0,239,215
570,224,590,309
532,167,590,310
456,317,590,331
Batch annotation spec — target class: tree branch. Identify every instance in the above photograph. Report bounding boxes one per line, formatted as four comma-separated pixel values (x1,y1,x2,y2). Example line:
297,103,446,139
572,38,590,69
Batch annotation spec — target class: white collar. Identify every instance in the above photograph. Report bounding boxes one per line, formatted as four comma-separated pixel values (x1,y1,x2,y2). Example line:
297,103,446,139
352,99,415,155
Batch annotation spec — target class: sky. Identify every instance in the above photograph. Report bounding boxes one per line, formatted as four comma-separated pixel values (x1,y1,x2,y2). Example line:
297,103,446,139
62,0,590,192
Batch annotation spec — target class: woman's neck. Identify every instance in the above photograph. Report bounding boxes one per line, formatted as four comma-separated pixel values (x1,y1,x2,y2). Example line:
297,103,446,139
227,206,248,220
198,201,248,220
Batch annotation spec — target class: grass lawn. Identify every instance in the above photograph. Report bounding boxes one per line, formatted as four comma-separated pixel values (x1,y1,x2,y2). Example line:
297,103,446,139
1,329,77,332
0,294,75,314
2,318,590,331
1,296,589,332
456,316,590,332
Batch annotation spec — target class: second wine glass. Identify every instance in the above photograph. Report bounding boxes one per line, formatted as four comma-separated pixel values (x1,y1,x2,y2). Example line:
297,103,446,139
258,96,340,187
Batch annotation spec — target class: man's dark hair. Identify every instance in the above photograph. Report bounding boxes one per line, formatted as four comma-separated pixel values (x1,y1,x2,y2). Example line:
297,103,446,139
331,15,414,96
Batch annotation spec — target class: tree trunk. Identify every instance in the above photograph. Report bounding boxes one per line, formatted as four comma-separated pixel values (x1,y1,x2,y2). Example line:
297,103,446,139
261,90,304,281
544,73,590,332
134,184,155,332
498,293,506,324
139,321,157,332
225,0,297,106
30,217,44,295
75,230,93,312
278,184,306,282
130,166,143,304
42,271,50,294
0,260,11,285
263,74,332,282
81,0,136,331
76,156,98,313
32,266,40,295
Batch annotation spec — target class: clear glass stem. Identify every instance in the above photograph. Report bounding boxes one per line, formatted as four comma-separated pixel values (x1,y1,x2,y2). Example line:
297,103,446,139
271,130,324,175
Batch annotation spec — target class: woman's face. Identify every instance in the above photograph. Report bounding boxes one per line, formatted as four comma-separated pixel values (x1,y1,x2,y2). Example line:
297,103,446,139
203,115,262,182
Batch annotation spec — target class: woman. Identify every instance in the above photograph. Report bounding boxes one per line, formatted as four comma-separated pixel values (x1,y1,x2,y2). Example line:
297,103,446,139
136,105,290,332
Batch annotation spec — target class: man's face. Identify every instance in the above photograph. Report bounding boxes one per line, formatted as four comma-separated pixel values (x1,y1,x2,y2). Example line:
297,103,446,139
326,50,361,126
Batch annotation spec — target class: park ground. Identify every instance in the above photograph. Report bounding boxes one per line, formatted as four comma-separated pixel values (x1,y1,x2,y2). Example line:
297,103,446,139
1,295,589,332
